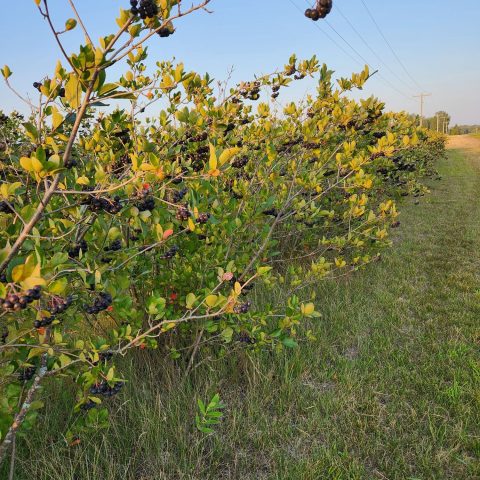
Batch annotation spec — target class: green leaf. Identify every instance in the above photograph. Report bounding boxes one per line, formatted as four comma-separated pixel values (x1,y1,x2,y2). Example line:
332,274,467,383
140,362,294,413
29,400,44,410
49,278,67,295
282,338,298,349
23,123,39,142
186,293,196,309
98,83,119,96
221,327,233,343
257,266,272,276
65,18,77,31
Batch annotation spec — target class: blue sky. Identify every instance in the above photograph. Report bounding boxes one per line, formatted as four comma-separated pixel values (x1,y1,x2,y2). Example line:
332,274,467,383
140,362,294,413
1,0,479,124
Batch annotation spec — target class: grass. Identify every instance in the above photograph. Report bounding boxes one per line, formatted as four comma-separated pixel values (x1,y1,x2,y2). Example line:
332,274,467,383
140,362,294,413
5,145,480,479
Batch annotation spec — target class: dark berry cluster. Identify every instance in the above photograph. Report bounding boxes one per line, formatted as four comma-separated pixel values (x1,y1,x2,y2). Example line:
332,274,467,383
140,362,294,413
239,81,261,101
170,171,186,184
68,240,88,258
33,82,42,92
0,201,14,214
99,350,114,362
104,239,122,252
172,188,188,203
130,0,158,18
84,292,112,315
305,0,333,20
64,158,78,169
158,25,174,38
113,129,131,143
190,132,208,143
162,245,179,259
47,295,73,315
196,213,210,224
262,208,278,217
238,332,256,344
232,156,249,168
90,381,124,397
224,123,235,135
83,196,122,214
129,228,142,242
234,301,252,314
137,195,155,212
33,315,55,329
0,286,42,312
271,85,280,99
176,206,190,221
81,400,97,411
19,366,36,382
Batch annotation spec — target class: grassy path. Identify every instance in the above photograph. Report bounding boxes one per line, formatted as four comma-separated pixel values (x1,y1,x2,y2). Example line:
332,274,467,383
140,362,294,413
11,137,480,479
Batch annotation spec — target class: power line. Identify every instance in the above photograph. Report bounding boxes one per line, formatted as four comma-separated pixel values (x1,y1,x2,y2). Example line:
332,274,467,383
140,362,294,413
334,4,416,94
359,0,424,91
287,0,365,67
288,0,415,102
323,18,413,100
299,0,414,101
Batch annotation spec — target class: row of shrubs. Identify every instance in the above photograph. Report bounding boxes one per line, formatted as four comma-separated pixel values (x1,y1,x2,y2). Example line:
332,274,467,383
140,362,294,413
0,2,445,453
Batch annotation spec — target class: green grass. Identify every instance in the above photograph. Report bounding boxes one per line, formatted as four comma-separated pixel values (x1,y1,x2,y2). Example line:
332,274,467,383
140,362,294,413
5,147,480,479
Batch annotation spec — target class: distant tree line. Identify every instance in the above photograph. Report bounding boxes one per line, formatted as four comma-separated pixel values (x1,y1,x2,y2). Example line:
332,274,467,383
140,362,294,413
422,111,451,133
449,124,480,135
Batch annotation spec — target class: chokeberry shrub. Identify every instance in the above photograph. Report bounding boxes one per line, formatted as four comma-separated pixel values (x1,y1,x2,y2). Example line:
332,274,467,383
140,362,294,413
0,0,444,461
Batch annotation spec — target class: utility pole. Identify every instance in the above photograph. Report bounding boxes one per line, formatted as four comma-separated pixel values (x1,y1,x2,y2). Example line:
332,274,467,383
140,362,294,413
436,113,439,132
413,93,431,127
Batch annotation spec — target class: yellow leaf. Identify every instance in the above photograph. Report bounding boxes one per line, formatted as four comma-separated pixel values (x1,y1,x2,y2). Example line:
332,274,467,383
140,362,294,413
209,143,217,171
52,106,64,130
219,147,241,166
0,184,8,199
20,157,33,172
160,73,175,91
31,157,44,173
208,169,221,177
21,256,37,279
76,176,90,185
188,217,196,232
205,295,218,308
302,303,315,316
12,265,24,283
155,224,164,241
140,163,156,171
234,282,242,295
